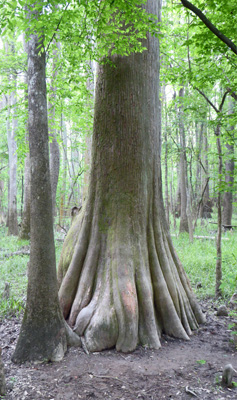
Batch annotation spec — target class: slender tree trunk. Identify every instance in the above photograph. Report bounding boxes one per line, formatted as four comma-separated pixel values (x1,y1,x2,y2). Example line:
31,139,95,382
49,44,60,218
194,122,204,200
5,41,18,235
178,87,189,233
19,36,31,240
0,181,5,224
12,12,79,363
186,187,193,242
215,125,222,298
19,153,31,239
59,113,68,226
7,74,18,236
222,100,234,226
163,86,170,225
57,0,205,353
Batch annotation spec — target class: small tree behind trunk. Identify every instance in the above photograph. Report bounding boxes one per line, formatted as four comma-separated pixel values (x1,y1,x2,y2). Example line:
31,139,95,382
49,43,61,218
19,36,31,240
178,87,189,234
215,126,222,298
222,99,234,227
6,41,18,236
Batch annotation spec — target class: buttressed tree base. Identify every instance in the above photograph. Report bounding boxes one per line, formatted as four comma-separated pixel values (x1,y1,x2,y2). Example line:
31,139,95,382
58,0,205,353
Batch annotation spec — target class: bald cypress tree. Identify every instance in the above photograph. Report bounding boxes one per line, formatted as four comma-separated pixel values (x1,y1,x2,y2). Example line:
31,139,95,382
58,0,205,353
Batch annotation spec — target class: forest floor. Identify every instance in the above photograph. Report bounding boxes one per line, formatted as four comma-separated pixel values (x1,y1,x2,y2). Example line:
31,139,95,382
1,300,237,400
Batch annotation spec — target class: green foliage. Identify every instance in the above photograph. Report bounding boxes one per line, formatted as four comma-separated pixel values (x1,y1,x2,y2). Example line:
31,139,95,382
196,359,206,365
0,296,24,318
0,225,65,318
0,229,29,318
172,223,237,298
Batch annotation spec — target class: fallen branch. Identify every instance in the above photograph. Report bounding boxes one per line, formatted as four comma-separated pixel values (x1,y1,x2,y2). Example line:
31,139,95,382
0,250,30,260
185,385,199,398
195,235,229,240
209,222,236,228
89,373,126,384
171,234,229,241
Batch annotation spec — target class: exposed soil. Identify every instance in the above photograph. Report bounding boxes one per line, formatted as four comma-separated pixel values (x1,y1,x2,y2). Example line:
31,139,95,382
1,301,236,400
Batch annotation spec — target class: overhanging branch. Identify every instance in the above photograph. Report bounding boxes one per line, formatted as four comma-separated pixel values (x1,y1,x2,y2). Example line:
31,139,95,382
180,0,237,56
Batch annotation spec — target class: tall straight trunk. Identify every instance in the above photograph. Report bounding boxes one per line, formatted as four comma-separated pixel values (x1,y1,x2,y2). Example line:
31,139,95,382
194,122,204,200
59,113,68,225
12,10,79,363
215,125,222,298
178,87,189,233
222,99,234,226
19,36,31,240
57,0,204,353
204,132,210,199
163,86,170,225
7,74,18,236
19,153,31,239
49,44,60,218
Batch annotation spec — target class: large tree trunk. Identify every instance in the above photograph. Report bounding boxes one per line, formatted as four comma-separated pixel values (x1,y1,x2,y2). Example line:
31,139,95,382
12,13,79,363
58,0,205,353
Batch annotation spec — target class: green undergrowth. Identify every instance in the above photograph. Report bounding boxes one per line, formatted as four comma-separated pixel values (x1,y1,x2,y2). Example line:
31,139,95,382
0,226,29,319
171,218,237,299
0,226,63,320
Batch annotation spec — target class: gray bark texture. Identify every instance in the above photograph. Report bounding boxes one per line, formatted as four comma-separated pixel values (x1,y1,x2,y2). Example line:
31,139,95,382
12,20,79,363
57,0,205,353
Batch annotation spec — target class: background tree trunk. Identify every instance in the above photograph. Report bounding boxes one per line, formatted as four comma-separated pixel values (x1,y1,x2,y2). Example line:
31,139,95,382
215,125,222,298
49,44,60,218
163,86,170,225
6,41,18,236
19,153,31,239
58,0,205,353
222,99,235,227
178,87,189,233
19,36,31,240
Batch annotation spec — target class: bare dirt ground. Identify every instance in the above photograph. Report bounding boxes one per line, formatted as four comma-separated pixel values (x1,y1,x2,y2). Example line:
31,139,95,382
1,300,236,400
